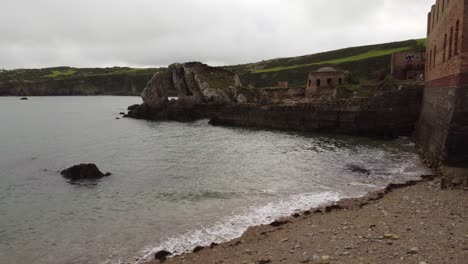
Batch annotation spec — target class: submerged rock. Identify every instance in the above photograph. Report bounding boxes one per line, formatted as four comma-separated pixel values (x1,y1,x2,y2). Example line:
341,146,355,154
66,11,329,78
60,163,111,181
345,164,371,175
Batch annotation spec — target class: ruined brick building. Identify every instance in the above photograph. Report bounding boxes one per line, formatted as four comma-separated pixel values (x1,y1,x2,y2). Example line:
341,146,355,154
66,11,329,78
306,67,345,97
391,50,426,80
416,0,468,184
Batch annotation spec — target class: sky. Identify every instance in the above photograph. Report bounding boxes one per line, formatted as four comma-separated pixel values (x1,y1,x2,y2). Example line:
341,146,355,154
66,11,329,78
0,0,434,69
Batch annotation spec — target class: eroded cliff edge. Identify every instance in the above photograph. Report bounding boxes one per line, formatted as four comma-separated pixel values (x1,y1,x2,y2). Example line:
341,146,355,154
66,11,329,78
126,62,242,121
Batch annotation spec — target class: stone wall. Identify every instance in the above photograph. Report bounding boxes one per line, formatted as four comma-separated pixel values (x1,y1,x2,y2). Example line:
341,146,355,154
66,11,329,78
211,86,423,139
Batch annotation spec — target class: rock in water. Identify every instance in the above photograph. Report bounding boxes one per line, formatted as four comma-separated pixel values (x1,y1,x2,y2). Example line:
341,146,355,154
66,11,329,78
345,164,371,175
127,104,140,111
127,62,243,121
20,97,28,100
154,250,171,263
60,163,111,181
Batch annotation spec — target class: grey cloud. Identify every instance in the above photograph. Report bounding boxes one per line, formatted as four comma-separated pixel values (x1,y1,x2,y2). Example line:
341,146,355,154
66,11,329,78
0,0,434,69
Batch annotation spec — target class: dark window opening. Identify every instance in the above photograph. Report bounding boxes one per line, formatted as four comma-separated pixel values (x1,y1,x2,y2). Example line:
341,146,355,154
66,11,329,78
308,79,312,87
443,33,447,62
429,50,432,70
455,20,460,55
327,78,332,86
449,27,453,58
433,45,437,68
338,78,342,85
316,79,321,87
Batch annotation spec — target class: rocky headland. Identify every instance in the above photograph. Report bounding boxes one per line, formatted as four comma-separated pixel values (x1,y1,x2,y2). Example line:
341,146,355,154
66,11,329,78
125,62,243,121
126,64,423,139
0,67,158,96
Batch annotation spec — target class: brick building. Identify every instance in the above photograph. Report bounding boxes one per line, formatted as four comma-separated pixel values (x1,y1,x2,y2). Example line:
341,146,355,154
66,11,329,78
306,67,345,97
390,50,426,80
416,0,468,184
277,81,288,88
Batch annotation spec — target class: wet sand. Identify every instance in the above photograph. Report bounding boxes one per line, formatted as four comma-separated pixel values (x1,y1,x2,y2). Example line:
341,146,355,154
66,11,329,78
146,176,468,264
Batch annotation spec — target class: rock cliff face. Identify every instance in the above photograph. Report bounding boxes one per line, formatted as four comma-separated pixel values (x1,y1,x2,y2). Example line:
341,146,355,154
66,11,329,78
127,62,243,121
210,85,424,139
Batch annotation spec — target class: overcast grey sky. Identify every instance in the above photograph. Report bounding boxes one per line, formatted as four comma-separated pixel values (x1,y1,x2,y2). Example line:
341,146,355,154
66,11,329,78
0,0,434,69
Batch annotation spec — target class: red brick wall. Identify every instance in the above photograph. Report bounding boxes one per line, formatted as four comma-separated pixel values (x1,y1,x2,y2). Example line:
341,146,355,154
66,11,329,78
277,81,288,88
426,0,467,84
417,0,468,175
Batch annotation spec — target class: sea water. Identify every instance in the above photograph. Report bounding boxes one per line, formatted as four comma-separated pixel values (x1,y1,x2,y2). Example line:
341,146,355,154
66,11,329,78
0,96,430,264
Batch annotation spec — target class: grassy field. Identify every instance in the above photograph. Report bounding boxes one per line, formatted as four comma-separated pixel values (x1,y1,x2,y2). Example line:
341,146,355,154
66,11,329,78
0,66,160,83
252,46,412,73
44,69,77,78
227,38,426,88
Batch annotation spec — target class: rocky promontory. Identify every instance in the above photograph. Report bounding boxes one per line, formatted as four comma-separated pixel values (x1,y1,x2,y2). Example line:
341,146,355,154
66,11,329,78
126,62,243,121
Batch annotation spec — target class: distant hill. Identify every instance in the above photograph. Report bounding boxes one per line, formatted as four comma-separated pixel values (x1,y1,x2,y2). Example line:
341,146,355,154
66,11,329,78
225,39,426,88
0,39,426,95
0,67,161,96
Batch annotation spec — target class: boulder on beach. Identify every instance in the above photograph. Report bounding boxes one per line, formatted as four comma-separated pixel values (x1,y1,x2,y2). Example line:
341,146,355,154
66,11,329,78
60,163,111,181
154,250,172,263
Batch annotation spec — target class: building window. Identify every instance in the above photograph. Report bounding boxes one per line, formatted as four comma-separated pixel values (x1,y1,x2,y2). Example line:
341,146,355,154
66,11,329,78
338,78,342,85
429,50,432,70
442,0,445,12
308,79,312,87
327,78,332,86
443,33,447,62
316,79,321,87
455,20,459,55
449,26,453,58
433,45,437,68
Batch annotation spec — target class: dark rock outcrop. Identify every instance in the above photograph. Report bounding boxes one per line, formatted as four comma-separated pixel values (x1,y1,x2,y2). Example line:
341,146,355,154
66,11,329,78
60,163,111,181
345,164,371,175
154,250,172,263
20,97,28,100
210,85,423,139
126,62,242,121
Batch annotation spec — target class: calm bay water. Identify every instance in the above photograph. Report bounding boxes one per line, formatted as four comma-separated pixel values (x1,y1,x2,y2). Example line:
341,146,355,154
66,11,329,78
0,96,430,264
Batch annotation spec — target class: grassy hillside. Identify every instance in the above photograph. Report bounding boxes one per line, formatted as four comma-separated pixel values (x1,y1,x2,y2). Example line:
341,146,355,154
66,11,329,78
0,67,163,96
0,66,159,83
226,39,426,88
0,38,426,95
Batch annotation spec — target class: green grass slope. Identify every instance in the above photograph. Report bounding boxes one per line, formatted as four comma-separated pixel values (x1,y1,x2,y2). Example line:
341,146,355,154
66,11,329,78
226,39,426,88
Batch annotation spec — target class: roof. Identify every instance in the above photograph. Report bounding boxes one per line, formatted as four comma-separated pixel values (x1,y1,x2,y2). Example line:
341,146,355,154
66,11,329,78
316,67,338,72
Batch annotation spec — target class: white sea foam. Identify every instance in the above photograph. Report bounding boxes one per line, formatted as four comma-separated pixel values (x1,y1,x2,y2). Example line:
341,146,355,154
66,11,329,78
135,191,341,263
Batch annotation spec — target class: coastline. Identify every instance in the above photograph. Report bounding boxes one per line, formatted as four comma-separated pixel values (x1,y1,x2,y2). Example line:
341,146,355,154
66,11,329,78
144,176,468,264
